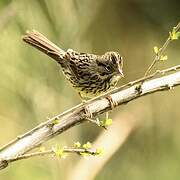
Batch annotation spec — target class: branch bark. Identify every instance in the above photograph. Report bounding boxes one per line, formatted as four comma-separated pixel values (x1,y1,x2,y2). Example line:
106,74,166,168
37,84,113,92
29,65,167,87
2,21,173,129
0,66,180,170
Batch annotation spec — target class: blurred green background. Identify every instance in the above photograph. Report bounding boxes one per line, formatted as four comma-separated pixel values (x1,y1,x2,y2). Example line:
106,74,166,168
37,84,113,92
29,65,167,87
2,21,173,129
0,0,180,179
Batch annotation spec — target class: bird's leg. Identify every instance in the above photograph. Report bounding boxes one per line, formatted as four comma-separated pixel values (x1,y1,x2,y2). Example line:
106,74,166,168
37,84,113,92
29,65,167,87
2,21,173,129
105,95,118,120
106,111,109,120
79,93,101,126
83,102,101,126
78,93,92,118
82,100,93,119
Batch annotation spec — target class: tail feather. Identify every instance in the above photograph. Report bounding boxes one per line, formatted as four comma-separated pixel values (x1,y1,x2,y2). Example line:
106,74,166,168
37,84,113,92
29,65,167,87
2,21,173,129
22,30,65,63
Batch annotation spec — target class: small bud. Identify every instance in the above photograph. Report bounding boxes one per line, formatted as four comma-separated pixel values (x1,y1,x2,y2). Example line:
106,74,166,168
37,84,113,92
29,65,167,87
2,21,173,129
160,55,168,61
74,142,81,148
169,28,180,40
52,145,67,158
83,142,92,150
153,46,159,54
100,118,113,128
52,118,60,125
96,148,105,156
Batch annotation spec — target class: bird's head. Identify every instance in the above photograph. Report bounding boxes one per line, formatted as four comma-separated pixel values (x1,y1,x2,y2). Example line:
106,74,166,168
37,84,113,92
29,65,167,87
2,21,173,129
96,51,124,79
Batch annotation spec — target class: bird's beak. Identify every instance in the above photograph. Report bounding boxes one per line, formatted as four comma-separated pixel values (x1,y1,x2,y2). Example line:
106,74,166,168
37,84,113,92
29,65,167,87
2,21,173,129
118,68,124,77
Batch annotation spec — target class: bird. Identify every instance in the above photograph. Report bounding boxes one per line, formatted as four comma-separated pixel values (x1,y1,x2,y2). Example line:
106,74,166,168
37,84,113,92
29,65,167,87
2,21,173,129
22,30,124,121
22,30,124,99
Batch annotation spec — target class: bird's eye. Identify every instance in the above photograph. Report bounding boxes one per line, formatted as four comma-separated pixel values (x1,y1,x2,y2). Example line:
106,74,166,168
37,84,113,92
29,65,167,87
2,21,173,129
97,61,112,73
105,65,111,72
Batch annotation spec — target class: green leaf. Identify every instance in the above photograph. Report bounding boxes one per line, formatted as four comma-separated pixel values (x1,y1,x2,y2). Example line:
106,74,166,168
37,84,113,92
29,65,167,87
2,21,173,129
100,118,113,127
160,55,168,61
96,148,105,156
153,46,159,54
74,142,81,148
105,119,113,126
52,145,67,158
52,118,60,125
169,28,180,40
83,142,92,150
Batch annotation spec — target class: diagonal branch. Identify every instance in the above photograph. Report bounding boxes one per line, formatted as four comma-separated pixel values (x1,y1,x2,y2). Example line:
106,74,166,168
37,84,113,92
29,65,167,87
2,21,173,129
0,65,180,170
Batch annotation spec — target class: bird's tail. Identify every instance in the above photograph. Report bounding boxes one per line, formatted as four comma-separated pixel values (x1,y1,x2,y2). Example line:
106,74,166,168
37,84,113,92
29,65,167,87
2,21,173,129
22,30,65,63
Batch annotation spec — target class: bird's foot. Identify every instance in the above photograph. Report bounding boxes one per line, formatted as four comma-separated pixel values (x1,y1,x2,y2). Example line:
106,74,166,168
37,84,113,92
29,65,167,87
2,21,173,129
106,95,118,109
82,101,107,129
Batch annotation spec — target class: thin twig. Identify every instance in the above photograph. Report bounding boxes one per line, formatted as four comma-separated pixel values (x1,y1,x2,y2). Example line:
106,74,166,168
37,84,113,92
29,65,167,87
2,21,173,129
6,147,99,163
144,22,180,77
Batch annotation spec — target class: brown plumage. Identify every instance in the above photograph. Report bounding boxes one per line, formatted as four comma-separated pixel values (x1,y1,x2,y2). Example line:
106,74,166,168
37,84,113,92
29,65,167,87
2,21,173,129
22,30,124,99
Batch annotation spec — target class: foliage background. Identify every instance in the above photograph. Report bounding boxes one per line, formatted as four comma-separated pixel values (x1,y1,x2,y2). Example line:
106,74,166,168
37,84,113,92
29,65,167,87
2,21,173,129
0,0,180,179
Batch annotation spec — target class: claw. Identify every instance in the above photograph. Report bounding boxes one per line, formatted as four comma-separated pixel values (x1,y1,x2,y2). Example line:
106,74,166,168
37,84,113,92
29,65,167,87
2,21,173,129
106,95,117,109
84,106,93,119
